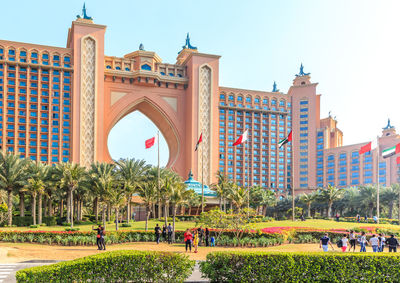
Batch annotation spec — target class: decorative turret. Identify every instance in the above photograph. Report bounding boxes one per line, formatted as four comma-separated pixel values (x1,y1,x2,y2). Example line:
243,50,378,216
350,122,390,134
76,3,93,21
293,63,311,86
382,118,396,137
176,33,198,65
139,43,144,51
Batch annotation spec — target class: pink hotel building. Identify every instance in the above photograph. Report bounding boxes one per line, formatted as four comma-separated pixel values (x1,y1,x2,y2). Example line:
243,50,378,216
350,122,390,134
0,8,399,197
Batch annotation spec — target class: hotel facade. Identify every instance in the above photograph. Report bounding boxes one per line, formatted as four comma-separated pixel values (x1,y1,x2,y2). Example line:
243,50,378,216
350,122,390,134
0,8,399,197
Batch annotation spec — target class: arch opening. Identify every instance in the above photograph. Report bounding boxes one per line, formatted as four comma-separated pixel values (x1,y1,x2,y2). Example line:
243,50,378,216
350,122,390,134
107,111,170,166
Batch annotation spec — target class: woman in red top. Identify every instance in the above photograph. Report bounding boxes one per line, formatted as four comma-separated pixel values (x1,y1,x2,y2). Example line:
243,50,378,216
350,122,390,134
184,229,193,252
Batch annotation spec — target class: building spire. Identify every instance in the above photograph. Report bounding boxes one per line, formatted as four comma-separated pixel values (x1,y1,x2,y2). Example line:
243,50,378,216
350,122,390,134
383,118,394,130
76,2,93,20
179,33,197,53
295,63,310,77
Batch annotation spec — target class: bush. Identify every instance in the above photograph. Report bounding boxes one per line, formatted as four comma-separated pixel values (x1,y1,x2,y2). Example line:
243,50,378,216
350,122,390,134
64,227,80,232
12,216,33,227
200,252,400,282
121,223,132,227
29,225,38,228
16,250,195,283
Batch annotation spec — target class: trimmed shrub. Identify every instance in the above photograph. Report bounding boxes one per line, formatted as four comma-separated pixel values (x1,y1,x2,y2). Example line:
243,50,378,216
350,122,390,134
16,250,195,283
201,252,400,282
121,223,132,227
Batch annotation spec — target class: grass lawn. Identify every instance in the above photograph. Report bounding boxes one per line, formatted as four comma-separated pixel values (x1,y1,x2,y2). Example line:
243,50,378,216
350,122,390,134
1,219,400,232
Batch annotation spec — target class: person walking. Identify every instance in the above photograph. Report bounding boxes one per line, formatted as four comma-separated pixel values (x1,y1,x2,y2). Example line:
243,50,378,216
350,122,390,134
193,230,199,253
341,234,348,252
92,224,103,250
197,226,204,246
369,234,379,252
155,224,161,244
358,232,367,252
378,233,386,252
167,223,173,244
348,230,357,252
320,233,335,252
205,227,210,247
99,226,106,250
385,235,399,252
162,225,167,242
356,214,360,223
335,213,340,222
184,229,193,252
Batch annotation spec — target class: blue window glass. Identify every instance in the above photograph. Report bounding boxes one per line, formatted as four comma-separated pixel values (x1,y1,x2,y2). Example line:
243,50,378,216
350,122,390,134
141,64,151,71
300,100,308,105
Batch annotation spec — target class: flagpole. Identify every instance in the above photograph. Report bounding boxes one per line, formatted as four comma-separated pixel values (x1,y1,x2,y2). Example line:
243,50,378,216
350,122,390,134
201,136,204,214
247,138,250,216
376,135,380,224
157,131,160,219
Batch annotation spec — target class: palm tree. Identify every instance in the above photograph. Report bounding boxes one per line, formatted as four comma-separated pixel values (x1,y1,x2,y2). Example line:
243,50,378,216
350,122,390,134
381,185,398,219
216,171,230,211
136,182,157,231
169,179,191,241
227,183,248,212
359,185,377,218
318,185,342,218
54,162,87,228
89,162,116,227
27,162,49,224
160,169,179,227
116,158,150,223
0,152,29,226
260,189,276,216
300,192,317,218
23,178,45,225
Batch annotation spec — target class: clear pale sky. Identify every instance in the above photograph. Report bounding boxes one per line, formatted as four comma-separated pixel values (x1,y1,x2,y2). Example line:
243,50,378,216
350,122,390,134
1,0,399,166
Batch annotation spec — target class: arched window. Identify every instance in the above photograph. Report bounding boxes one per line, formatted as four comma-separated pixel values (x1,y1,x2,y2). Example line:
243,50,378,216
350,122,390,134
106,65,111,69
237,96,243,102
254,97,260,104
228,94,234,101
116,66,121,70
246,96,252,103
125,67,130,71
141,64,151,71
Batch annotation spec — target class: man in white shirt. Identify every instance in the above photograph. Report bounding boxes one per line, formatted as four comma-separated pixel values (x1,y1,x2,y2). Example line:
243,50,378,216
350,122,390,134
369,234,379,252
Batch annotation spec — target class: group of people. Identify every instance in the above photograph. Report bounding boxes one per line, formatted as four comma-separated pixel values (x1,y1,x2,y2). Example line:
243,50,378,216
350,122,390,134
183,227,215,253
92,225,106,250
154,223,173,244
320,231,400,253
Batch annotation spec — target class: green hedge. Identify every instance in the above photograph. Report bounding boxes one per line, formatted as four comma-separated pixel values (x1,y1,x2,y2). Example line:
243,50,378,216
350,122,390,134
11,216,57,227
201,252,400,282
16,250,195,283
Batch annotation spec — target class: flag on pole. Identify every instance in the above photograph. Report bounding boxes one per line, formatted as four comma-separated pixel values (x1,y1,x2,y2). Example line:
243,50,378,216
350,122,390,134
233,130,248,146
278,130,292,149
145,136,157,149
195,133,203,151
382,143,400,158
359,142,372,155
397,156,400,165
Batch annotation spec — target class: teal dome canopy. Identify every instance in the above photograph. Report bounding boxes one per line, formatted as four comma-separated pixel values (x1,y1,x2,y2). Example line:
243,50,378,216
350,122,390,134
184,170,216,197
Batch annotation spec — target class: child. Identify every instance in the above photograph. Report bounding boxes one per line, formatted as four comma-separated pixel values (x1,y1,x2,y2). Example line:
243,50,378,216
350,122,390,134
193,230,199,253
210,236,215,247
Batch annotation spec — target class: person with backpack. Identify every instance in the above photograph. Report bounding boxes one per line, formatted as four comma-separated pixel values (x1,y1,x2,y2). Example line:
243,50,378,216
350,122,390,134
92,224,103,250
167,223,173,244
320,233,335,252
339,234,348,252
378,233,386,252
99,226,106,250
358,231,367,252
369,234,379,252
155,224,161,244
385,234,399,252
348,230,357,252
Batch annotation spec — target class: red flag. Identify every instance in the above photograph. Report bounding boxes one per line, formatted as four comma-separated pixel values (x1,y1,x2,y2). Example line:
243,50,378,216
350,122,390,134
233,130,248,146
397,156,400,165
359,142,371,155
396,143,400,154
195,133,203,151
145,136,156,149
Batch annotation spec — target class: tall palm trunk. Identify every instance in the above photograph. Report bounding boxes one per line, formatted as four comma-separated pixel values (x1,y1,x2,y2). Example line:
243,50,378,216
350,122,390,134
7,189,13,226
60,199,64,218
19,191,25,217
107,204,111,222
66,192,71,223
43,196,48,217
307,203,311,218
38,194,43,225
172,204,177,242
219,196,222,210
48,196,53,217
327,201,333,218
389,201,394,219
126,198,130,223
158,199,161,220
32,194,37,225
94,197,98,222
70,189,74,228
164,201,168,228
115,208,119,231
